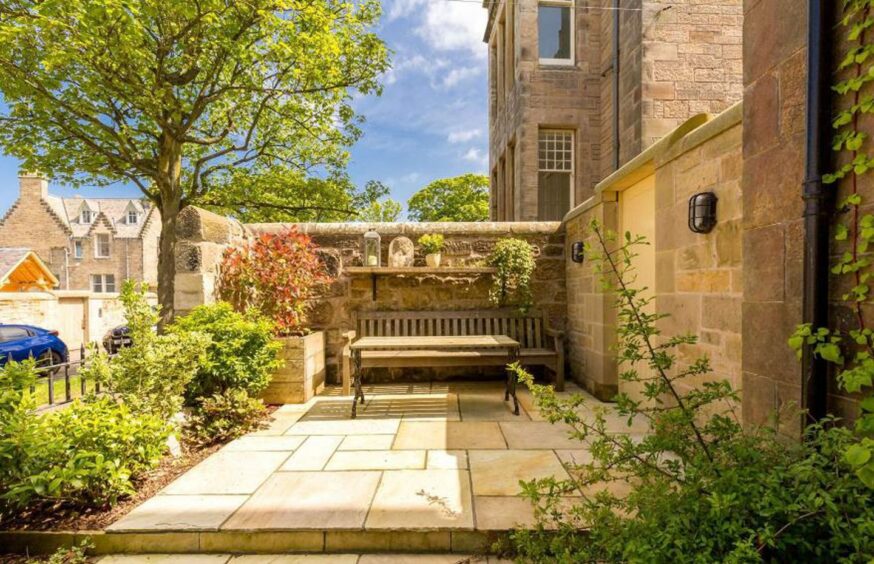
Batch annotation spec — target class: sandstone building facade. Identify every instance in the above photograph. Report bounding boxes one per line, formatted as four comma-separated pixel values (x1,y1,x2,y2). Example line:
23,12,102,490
484,0,743,221
0,173,161,292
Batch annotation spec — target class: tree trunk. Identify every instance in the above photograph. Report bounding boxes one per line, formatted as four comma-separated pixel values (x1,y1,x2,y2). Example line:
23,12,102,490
155,132,184,332
156,195,179,332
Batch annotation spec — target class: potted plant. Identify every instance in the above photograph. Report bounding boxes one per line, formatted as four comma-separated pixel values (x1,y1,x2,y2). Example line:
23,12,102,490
418,234,445,268
218,228,331,404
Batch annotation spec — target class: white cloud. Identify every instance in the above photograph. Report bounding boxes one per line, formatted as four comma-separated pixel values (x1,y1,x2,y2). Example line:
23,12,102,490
448,129,482,144
463,147,488,169
442,65,483,88
387,0,426,21
416,2,488,58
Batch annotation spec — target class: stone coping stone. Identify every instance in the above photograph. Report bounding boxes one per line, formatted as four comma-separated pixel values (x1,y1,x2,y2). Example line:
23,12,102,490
0,530,509,556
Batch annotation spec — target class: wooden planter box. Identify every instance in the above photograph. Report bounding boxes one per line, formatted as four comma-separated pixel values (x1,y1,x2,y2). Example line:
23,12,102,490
262,331,326,404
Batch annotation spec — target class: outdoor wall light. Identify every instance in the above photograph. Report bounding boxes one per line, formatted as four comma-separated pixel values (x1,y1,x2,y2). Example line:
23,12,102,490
571,241,585,263
688,192,718,234
362,230,381,267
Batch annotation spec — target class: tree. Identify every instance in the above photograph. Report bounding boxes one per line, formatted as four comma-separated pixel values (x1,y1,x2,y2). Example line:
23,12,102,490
0,0,389,328
204,174,394,223
358,198,402,222
407,174,489,222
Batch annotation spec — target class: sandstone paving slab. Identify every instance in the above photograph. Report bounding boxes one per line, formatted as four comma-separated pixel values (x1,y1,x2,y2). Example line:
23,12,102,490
280,435,343,471
365,469,474,530
473,496,536,530
107,495,248,532
357,395,460,421
286,418,401,436
338,434,396,451
468,450,571,496
326,450,426,470
250,411,306,436
223,471,381,530
393,422,506,450
99,556,231,563
231,556,358,563
457,392,530,421
223,435,306,452
555,449,594,467
162,451,290,495
426,450,468,469
498,421,581,450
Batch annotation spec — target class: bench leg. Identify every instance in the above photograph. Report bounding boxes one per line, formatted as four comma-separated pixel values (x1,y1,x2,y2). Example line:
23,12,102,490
351,350,365,419
505,346,520,416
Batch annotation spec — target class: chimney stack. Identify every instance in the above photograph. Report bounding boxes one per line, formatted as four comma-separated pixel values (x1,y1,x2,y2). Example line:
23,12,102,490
18,172,48,201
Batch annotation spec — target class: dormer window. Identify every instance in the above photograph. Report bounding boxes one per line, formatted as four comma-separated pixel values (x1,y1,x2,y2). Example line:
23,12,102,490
80,209,93,223
127,210,138,224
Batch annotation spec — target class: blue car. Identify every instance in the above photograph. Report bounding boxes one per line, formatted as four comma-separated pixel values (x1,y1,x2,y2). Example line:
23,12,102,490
0,324,68,369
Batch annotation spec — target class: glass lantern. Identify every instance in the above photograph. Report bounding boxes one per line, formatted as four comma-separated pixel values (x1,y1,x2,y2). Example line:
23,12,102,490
362,230,381,267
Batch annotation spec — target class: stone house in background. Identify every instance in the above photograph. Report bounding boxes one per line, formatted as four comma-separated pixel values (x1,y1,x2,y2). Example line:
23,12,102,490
484,0,743,220
0,173,160,292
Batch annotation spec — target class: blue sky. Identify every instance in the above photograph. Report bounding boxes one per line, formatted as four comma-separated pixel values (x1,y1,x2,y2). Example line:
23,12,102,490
0,0,489,218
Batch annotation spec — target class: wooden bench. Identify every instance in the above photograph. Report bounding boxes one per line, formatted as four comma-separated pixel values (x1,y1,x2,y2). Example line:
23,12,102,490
341,310,565,415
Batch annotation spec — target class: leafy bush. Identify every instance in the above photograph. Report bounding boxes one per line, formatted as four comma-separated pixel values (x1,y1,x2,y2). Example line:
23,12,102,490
488,237,535,313
509,221,874,563
418,233,445,254
171,302,282,404
80,281,209,419
186,389,267,446
0,360,170,514
218,229,330,335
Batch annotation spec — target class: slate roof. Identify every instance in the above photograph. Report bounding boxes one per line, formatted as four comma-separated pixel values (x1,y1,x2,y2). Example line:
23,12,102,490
0,248,30,278
45,195,157,238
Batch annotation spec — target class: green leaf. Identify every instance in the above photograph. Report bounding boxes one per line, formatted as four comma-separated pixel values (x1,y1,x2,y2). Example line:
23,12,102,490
845,444,871,467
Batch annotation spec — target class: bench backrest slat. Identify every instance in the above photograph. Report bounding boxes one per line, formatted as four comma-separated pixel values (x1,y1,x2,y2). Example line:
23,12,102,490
353,309,548,349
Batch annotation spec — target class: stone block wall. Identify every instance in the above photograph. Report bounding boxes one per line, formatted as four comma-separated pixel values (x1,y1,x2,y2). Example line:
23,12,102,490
176,216,566,385
564,104,743,406
740,0,807,428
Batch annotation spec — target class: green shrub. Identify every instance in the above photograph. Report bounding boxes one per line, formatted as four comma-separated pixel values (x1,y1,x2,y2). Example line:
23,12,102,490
186,388,267,446
0,361,170,514
417,233,445,254
509,221,874,563
488,237,535,313
80,281,209,420
171,302,282,404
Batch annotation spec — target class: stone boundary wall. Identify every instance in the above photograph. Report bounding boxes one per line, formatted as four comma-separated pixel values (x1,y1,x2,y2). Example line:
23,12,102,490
176,215,566,385
563,102,743,407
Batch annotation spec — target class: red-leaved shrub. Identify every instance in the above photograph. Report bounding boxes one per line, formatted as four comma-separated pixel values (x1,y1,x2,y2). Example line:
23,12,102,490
218,229,329,335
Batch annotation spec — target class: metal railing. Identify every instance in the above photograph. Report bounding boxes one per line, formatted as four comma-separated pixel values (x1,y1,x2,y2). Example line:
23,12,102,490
28,344,115,410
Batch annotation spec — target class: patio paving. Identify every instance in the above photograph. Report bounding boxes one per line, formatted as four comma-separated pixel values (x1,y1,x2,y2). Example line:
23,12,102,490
108,381,643,551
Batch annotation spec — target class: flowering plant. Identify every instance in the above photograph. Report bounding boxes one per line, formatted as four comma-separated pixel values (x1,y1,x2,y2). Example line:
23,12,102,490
218,228,330,335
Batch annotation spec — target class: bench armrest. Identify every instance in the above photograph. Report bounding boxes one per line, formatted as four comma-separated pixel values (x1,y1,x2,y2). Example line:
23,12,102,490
342,330,357,343
544,327,565,339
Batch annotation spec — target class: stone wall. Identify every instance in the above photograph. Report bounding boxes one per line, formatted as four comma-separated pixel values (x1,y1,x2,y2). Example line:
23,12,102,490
176,216,566,385
740,0,807,427
564,104,743,406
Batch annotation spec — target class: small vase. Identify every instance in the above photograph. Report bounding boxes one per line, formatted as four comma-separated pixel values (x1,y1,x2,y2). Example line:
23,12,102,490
425,253,441,268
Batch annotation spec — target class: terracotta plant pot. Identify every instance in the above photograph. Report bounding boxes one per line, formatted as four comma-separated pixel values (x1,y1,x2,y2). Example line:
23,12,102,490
262,331,326,404
425,253,442,268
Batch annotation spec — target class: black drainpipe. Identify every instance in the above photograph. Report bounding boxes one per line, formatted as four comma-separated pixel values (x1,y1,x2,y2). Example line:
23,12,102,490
612,0,620,170
801,0,831,422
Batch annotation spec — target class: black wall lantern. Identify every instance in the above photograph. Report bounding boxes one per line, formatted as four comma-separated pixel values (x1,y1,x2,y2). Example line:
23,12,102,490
571,241,585,263
688,192,718,234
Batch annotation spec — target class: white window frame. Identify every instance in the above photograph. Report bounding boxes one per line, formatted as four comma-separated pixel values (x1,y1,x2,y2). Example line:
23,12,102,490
538,128,575,214
95,233,111,258
91,274,116,293
538,0,575,66
127,210,138,224
73,240,83,259
80,209,93,224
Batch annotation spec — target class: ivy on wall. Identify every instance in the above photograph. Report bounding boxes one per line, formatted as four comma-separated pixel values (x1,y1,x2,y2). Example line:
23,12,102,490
789,0,874,488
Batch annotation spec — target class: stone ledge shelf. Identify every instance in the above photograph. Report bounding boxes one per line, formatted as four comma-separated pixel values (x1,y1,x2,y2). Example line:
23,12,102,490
345,267,497,300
